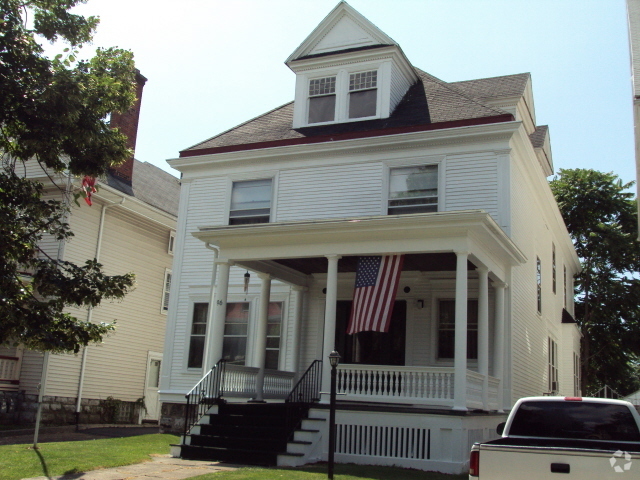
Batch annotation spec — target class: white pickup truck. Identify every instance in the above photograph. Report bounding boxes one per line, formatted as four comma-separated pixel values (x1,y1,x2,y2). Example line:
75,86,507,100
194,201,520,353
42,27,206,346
469,396,640,479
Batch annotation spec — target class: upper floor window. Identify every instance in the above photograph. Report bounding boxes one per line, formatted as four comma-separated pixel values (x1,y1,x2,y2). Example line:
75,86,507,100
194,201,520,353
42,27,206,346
349,70,377,119
563,265,567,308
161,269,172,313
229,179,272,225
552,243,556,294
168,230,176,255
388,165,438,215
308,76,336,124
536,257,542,314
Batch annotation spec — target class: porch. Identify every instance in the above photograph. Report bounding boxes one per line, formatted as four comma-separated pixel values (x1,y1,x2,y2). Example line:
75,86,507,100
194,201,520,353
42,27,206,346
190,211,524,415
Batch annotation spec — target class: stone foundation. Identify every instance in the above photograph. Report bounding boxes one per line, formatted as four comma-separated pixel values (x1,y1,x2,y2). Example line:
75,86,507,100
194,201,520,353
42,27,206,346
0,391,142,426
160,402,186,434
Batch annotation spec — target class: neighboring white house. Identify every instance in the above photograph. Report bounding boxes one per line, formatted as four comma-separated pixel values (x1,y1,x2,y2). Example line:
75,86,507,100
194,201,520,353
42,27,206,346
159,2,581,474
0,74,180,425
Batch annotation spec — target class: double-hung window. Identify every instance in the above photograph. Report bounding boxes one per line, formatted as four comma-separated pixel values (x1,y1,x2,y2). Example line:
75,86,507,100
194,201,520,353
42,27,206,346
161,269,172,313
548,337,558,393
308,76,336,124
437,299,478,360
265,302,283,370
187,303,208,369
388,165,438,215
349,70,377,118
229,179,272,225
222,302,250,365
536,257,542,314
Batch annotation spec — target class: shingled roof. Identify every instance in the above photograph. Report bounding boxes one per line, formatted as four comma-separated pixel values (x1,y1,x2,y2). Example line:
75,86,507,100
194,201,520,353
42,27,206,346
106,159,180,217
181,69,527,158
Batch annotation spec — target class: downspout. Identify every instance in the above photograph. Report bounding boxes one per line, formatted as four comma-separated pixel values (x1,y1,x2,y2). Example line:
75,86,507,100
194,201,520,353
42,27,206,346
75,197,126,427
202,242,220,371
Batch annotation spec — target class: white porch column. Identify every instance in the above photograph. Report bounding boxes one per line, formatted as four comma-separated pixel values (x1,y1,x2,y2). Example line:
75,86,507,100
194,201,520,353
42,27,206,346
205,259,232,370
321,254,341,401
291,286,306,379
453,251,468,411
493,281,507,412
477,266,489,411
254,273,271,401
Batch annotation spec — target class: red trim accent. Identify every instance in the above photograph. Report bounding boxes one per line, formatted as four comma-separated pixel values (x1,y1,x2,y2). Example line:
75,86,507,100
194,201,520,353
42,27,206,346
0,356,19,361
179,114,515,158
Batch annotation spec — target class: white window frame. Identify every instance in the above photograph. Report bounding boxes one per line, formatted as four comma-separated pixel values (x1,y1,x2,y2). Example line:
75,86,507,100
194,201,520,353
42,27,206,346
548,337,559,393
383,156,445,215
161,268,172,314
536,257,542,315
552,243,556,295
430,293,479,366
186,301,209,371
168,230,176,256
225,172,278,226
304,65,382,126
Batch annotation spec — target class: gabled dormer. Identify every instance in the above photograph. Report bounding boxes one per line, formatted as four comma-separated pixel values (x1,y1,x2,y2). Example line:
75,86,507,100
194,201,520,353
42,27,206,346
286,1,418,129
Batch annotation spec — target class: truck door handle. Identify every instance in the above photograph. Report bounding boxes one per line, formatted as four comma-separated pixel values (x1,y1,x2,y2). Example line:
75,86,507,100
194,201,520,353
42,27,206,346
550,463,570,474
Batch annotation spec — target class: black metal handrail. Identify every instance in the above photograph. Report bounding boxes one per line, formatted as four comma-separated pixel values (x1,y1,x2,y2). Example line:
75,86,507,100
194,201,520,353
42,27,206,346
183,359,226,437
285,360,323,435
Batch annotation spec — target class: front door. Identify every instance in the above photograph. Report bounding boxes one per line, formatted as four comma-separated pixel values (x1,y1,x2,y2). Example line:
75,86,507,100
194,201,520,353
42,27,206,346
334,300,406,365
144,353,162,421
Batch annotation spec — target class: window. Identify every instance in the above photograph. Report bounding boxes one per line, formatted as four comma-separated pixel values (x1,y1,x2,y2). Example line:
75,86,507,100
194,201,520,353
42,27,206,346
438,299,478,360
563,265,567,309
536,257,542,314
162,269,172,313
222,302,250,365
168,231,176,255
548,337,558,393
187,303,208,369
388,165,438,215
229,179,272,225
265,302,283,370
349,70,377,118
308,76,336,124
552,243,556,294
573,352,581,396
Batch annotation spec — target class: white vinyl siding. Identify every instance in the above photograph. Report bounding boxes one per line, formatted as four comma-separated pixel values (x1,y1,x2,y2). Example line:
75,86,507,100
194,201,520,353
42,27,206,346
389,62,412,114
443,153,499,220
277,163,383,221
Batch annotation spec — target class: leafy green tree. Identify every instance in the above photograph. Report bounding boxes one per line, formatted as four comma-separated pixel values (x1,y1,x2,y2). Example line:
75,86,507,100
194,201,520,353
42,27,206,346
0,0,137,353
550,169,640,396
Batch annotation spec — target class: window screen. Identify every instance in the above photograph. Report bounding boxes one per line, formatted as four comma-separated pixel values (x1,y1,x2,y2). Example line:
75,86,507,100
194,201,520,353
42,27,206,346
388,165,438,215
229,179,272,225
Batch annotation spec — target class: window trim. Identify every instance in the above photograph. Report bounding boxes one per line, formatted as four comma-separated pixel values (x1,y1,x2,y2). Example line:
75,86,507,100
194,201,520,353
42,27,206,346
432,296,480,364
304,67,381,126
161,268,172,314
552,243,556,295
387,164,439,215
536,256,542,315
226,173,278,226
186,301,209,371
548,337,559,393
383,156,445,215
168,230,176,256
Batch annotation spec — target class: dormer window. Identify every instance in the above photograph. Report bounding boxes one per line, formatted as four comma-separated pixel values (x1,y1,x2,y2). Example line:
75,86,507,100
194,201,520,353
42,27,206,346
308,76,336,124
349,70,377,118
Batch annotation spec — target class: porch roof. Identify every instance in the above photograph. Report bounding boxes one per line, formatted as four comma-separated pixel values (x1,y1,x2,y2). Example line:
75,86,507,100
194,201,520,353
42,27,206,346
193,210,525,285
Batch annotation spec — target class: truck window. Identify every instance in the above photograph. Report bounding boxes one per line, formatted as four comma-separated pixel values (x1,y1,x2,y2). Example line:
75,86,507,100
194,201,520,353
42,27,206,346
509,401,640,442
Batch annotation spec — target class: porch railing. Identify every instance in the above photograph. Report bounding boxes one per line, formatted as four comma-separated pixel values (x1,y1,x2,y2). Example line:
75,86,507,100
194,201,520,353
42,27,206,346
285,360,322,435
337,365,499,409
337,365,455,404
0,356,20,391
224,364,295,399
184,360,226,437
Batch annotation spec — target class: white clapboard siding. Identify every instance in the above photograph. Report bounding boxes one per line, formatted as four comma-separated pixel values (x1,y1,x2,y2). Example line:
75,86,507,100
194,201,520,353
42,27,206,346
444,154,499,220
33,200,174,402
390,63,412,114
277,163,383,221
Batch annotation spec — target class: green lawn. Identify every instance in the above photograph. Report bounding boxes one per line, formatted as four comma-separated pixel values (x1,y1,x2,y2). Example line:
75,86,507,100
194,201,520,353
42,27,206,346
0,433,179,480
189,464,467,480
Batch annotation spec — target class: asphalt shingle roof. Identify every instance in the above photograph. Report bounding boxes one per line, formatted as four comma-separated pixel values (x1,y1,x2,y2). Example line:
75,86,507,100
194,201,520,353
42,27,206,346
106,160,180,217
529,125,549,149
183,69,529,156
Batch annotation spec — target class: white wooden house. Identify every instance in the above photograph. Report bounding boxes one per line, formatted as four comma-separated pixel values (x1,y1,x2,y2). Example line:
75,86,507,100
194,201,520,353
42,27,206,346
0,74,180,425
159,2,581,474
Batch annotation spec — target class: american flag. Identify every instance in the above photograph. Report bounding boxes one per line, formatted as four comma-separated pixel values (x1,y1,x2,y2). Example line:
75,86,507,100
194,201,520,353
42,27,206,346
347,255,404,334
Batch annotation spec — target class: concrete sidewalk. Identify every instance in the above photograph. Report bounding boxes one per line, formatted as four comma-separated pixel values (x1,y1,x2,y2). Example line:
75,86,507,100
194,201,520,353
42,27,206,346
22,454,239,480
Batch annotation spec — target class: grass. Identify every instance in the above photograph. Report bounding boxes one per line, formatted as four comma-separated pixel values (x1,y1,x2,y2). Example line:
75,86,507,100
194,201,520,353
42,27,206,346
0,433,179,480
188,464,467,480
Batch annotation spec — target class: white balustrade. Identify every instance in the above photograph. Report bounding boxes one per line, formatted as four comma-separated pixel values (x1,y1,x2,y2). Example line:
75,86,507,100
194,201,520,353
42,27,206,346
221,364,294,399
335,365,500,409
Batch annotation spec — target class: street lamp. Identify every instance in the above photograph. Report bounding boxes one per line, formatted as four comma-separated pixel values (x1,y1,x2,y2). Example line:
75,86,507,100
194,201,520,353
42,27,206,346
328,350,340,480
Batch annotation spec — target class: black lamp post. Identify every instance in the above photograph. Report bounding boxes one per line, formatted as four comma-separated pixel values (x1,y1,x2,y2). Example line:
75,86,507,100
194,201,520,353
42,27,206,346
328,350,340,480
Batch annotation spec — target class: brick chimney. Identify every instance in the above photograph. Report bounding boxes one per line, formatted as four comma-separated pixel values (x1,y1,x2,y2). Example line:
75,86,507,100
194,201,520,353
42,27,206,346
109,71,147,185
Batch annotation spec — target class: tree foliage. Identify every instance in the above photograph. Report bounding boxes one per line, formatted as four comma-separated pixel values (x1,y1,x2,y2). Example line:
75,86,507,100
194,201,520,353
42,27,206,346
0,0,137,353
550,168,640,396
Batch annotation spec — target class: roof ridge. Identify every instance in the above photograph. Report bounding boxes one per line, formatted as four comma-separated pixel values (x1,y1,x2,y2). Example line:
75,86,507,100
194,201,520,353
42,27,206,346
414,68,510,116
182,101,294,152
450,72,531,85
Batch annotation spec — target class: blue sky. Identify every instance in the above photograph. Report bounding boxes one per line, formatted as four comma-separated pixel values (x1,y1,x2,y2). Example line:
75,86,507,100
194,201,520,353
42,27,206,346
72,0,635,186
